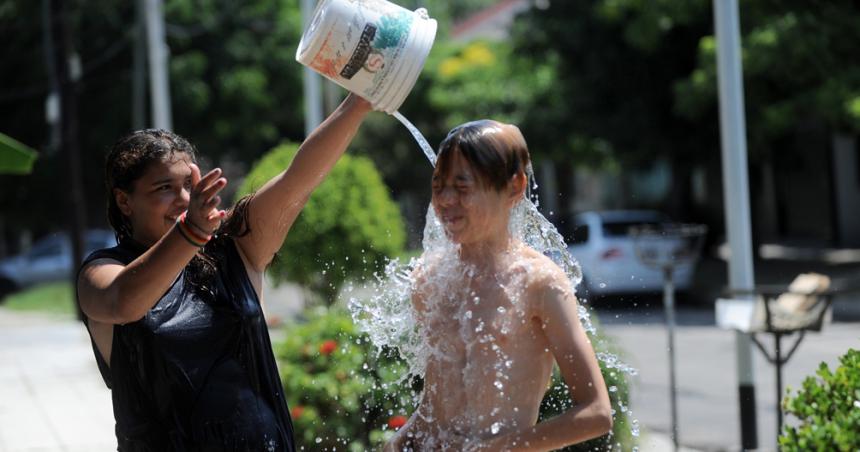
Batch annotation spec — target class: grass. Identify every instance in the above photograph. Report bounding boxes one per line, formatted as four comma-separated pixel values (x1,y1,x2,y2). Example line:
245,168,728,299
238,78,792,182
2,281,76,317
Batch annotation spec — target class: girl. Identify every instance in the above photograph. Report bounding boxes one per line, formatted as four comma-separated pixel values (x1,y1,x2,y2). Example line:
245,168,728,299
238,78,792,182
77,94,372,451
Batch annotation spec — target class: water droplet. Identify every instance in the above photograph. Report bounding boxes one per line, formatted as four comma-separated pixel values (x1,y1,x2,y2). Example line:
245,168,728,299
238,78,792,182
497,306,507,314
599,282,607,288
464,310,473,319
608,385,617,392
494,381,503,389
491,422,501,434
315,437,322,444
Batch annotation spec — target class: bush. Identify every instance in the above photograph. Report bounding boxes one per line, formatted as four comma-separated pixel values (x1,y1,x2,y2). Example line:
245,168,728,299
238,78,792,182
779,348,860,451
278,308,635,451
238,142,406,303
276,307,416,451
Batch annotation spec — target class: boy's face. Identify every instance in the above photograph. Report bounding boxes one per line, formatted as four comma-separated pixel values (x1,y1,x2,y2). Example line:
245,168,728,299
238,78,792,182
431,151,511,245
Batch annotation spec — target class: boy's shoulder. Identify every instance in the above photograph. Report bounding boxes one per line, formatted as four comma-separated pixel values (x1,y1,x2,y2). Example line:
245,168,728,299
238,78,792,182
515,246,573,293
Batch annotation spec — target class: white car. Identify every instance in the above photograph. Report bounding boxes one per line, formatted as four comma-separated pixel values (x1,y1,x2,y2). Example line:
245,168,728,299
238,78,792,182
566,211,698,298
0,229,117,295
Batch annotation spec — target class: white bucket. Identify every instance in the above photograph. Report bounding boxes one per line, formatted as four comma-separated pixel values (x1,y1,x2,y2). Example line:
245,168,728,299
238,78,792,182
296,0,437,114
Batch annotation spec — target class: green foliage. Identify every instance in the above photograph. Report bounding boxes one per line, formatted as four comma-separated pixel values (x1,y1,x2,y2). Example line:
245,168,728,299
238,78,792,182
238,141,405,303
426,40,556,129
165,0,305,161
674,1,860,151
1,282,75,317
276,307,415,451
779,348,860,451
511,0,713,167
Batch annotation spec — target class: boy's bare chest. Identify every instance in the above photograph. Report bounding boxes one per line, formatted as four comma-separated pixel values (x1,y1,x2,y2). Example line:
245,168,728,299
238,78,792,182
423,277,534,351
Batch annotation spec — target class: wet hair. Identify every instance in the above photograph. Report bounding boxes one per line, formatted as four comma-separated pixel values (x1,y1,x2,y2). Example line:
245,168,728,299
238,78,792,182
434,119,531,191
104,129,252,295
105,129,198,243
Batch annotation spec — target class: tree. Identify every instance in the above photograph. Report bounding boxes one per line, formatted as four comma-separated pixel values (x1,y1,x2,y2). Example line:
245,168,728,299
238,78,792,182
237,141,406,304
0,0,307,248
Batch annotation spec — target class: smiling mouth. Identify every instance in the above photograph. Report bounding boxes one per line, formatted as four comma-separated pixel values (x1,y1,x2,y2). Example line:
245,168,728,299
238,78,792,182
440,215,464,226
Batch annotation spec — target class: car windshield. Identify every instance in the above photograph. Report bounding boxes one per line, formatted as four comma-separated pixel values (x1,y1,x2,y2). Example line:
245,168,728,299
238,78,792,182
602,221,663,237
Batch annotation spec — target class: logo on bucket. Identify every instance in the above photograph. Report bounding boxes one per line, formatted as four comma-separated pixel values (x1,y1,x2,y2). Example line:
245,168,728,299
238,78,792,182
340,24,377,79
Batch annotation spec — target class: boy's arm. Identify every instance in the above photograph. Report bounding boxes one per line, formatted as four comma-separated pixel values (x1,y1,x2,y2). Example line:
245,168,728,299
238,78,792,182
235,94,372,272
473,270,613,451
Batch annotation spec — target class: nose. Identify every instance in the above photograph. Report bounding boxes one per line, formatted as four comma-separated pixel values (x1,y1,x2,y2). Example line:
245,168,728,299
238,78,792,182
435,186,457,207
177,186,191,208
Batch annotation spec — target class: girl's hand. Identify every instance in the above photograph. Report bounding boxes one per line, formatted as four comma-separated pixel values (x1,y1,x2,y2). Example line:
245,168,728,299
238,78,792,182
344,92,373,113
187,163,227,234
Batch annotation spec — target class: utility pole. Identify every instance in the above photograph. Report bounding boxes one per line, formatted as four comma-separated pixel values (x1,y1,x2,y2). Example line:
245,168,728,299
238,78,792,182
301,0,323,135
143,0,172,130
713,1,758,449
45,0,87,320
133,0,147,130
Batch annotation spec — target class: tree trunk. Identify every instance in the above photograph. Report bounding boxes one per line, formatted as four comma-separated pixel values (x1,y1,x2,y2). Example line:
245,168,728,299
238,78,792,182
47,0,87,320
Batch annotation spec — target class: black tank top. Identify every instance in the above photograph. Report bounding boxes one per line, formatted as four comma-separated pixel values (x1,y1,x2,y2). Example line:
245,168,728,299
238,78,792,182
78,238,295,451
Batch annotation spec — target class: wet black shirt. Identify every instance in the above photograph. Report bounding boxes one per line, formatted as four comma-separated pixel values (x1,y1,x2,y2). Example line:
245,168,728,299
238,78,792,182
78,238,295,451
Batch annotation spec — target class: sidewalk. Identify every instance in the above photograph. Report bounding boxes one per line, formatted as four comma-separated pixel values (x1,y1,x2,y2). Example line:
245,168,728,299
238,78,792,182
0,310,115,451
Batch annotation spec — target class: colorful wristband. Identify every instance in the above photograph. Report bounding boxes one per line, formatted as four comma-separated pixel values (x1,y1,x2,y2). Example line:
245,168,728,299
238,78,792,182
176,212,210,247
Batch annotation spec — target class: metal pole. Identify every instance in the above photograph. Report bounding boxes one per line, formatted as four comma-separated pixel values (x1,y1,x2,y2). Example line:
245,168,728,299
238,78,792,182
133,0,147,130
144,0,172,130
775,333,783,437
664,266,679,451
301,0,323,135
713,0,758,449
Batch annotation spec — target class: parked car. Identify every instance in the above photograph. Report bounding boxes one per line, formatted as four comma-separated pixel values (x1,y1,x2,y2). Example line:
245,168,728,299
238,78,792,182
0,229,116,295
566,210,698,298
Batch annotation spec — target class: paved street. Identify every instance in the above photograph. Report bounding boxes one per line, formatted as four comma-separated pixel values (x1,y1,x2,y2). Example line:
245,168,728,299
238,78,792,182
596,298,860,452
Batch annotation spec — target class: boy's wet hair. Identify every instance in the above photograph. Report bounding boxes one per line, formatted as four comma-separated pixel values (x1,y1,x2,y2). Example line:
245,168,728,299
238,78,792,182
434,119,531,191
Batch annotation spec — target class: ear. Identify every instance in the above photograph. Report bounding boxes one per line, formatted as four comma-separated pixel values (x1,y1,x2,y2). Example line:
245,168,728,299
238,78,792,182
114,188,132,216
507,172,528,205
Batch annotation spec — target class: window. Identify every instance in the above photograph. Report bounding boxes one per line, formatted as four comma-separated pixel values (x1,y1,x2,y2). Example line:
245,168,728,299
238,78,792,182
568,224,590,244
602,221,662,237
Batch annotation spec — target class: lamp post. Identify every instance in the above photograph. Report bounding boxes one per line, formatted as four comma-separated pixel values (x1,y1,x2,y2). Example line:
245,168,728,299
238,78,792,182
632,224,707,451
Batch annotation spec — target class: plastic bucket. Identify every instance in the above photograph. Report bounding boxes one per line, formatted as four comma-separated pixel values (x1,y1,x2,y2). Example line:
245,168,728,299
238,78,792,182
296,0,437,114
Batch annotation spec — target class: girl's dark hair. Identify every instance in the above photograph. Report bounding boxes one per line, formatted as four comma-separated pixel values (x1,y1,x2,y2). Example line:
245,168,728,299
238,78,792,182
104,129,252,295
106,129,198,243
434,119,531,191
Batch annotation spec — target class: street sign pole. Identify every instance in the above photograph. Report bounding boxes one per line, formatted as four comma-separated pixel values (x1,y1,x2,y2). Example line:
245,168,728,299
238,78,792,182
301,0,324,135
713,0,758,449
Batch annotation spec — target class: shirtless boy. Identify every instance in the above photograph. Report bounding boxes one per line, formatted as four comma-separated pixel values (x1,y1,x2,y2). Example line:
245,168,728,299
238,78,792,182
385,120,612,451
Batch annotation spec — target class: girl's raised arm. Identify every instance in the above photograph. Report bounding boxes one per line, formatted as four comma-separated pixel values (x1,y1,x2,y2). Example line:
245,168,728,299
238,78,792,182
235,93,373,272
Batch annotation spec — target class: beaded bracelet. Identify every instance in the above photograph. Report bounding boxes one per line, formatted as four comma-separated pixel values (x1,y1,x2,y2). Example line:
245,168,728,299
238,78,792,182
176,212,211,248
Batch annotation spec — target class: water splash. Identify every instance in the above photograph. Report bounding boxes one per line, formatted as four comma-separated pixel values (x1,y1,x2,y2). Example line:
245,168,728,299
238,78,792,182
348,116,639,448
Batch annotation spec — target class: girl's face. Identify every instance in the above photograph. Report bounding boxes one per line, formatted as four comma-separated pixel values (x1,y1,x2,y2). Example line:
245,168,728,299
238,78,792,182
431,151,512,246
115,153,193,246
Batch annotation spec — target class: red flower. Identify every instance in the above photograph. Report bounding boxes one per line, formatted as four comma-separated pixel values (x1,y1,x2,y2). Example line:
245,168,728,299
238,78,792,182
290,405,305,419
387,415,407,430
319,340,338,355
